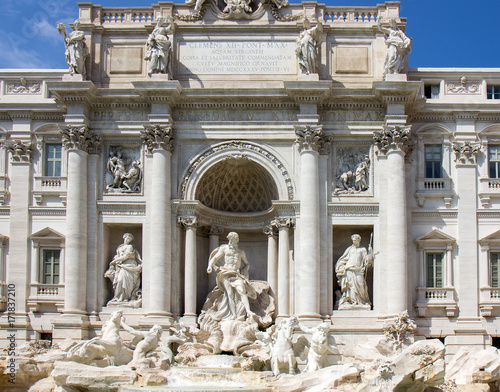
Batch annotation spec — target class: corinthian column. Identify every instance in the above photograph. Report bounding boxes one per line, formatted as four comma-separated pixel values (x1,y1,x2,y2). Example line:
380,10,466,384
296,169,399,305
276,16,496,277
141,124,174,319
178,216,198,323
276,217,294,318
373,125,412,314
295,125,329,319
263,222,278,301
60,126,100,315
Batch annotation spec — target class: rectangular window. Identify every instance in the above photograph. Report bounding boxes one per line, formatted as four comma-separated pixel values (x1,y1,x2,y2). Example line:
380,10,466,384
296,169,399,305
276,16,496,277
426,252,444,288
45,144,62,177
42,250,60,284
487,86,500,100
425,145,442,178
424,84,440,99
491,252,500,288
489,145,500,179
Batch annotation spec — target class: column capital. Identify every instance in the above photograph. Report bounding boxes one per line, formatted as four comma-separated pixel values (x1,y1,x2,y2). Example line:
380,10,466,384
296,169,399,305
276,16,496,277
60,125,100,153
5,140,33,163
295,125,329,153
275,217,295,229
263,221,278,237
208,225,224,236
178,216,198,229
453,141,481,165
373,125,413,156
141,124,174,154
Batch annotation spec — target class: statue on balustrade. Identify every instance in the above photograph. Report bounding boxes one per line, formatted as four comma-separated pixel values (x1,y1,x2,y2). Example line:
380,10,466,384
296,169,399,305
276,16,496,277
295,17,323,74
56,20,89,78
378,18,411,78
144,16,174,76
335,234,373,309
105,233,142,307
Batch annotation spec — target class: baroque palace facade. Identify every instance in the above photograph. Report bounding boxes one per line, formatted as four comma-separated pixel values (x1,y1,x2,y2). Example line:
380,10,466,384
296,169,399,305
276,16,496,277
1,0,500,363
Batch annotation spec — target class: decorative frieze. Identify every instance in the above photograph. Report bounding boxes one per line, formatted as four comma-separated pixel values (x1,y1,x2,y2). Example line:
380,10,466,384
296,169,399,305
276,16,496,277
446,77,479,94
5,140,33,163
373,125,413,155
60,126,100,153
6,78,41,94
453,142,481,165
141,124,174,153
294,125,329,153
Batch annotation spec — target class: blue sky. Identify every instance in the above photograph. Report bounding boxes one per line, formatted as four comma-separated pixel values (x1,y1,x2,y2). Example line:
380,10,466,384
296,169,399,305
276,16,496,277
0,0,499,69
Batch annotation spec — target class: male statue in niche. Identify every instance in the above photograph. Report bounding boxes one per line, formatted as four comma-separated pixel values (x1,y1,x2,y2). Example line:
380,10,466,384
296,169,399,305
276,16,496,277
207,232,257,321
335,234,373,309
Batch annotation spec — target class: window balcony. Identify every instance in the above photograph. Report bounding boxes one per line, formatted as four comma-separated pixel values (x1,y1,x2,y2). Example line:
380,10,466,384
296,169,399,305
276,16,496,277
33,176,67,206
415,287,457,317
479,178,500,207
479,287,500,317
414,178,453,208
27,283,65,313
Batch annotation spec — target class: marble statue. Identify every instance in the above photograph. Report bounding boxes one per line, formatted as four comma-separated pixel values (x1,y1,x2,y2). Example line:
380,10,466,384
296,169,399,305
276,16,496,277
378,18,411,78
299,322,339,372
206,232,257,321
67,310,133,366
355,155,370,192
145,16,174,76
121,323,163,368
264,316,308,376
56,20,89,77
335,234,373,309
104,233,142,306
295,18,323,75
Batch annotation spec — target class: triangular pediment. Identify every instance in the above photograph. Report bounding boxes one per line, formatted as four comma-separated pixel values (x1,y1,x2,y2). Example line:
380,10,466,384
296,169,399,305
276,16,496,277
479,229,500,245
415,229,456,244
30,227,65,240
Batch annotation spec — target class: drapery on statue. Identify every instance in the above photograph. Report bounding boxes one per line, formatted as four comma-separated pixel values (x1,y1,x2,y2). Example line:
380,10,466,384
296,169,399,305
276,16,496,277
335,234,373,309
378,18,411,78
104,233,142,306
355,155,370,192
56,20,89,78
106,150,142,193
295,17,323,75
144,16,174,76
207,232,257,321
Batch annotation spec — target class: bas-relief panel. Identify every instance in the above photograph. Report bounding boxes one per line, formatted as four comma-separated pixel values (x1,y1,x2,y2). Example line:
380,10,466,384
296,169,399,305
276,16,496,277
104,145,143,194
332,145,372,196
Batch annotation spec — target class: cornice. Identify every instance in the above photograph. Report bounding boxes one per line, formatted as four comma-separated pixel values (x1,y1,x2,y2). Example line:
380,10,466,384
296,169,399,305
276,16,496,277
328,203,379,217
97,201,146,215
411,210,458,219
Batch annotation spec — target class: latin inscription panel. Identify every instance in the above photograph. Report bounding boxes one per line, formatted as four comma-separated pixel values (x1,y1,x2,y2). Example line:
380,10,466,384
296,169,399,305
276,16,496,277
178,41,297,75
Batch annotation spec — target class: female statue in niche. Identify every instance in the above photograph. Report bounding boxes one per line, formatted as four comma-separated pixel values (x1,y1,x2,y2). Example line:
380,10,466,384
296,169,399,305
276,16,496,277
105,233,142,306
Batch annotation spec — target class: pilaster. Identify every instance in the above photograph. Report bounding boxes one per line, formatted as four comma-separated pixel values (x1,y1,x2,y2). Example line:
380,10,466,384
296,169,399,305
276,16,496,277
178,215,199,324
276,217,294,318
5,139,33,341
263,222,278,304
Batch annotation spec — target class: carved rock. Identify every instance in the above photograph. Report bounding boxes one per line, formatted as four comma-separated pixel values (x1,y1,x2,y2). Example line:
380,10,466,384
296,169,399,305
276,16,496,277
446,346,500,385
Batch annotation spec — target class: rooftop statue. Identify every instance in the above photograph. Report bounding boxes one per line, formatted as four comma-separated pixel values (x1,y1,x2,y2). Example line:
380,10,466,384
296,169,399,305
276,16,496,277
104,233,142,307
145,16,174,77
378,18,411,78
335,234,373,309
56,20,89,78
295,17,323,75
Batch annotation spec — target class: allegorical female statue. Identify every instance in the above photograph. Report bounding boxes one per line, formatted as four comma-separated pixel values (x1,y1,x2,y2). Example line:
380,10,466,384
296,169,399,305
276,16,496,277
56,20,89,77
144,16,174,76
378,18,412,78
295,17,323,74
105,233,142,306
335,234,373,309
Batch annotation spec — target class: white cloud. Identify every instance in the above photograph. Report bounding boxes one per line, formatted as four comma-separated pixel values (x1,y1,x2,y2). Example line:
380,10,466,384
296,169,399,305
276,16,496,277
33,18,61,44
0,37,58,69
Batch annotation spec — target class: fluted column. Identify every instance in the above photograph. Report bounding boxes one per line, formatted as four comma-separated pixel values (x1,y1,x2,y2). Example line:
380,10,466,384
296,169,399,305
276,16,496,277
141,124,174,318
295,125,329,319
263,222,278,300
208,226,223,291
60,126,99,315
373,125,412,314
276,217,294,318
178,216,198,321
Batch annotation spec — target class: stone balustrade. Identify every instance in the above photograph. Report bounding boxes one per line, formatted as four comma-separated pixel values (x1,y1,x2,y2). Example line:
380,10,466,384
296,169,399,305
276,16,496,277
33,176,67,206
415,287,457,317
27,283,65,313
414,177,453,208
102,9,154,24
323,8,378,23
